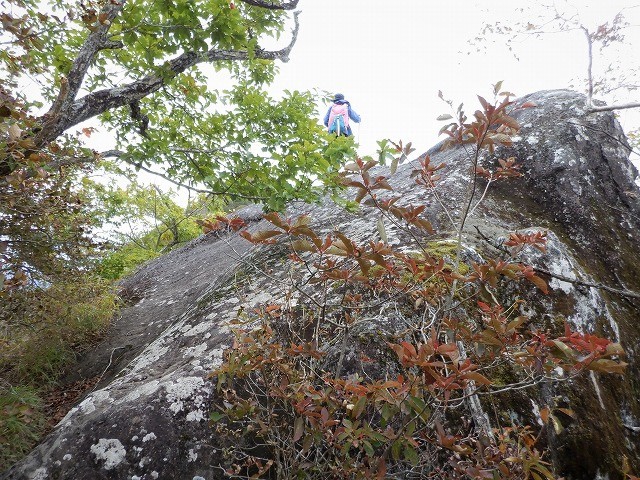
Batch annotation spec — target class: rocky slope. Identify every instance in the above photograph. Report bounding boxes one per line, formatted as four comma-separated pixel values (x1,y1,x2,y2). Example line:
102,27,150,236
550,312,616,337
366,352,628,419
3,90,640,479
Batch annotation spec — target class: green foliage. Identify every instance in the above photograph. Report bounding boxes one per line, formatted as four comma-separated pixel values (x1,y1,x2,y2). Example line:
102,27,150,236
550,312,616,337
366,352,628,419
92,182,224,279
1,0,354,291
111,85,354,211
0,90,107,293
0,273,117,468
97,243,161,281
0,274,118,385
1,0,350,211
0,385,46,470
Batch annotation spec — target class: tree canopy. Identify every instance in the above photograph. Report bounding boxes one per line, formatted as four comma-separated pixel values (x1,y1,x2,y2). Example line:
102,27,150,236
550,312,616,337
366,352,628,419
1,0,355,291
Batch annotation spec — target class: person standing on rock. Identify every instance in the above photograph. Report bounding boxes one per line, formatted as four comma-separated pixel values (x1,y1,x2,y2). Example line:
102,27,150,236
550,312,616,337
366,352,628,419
324,93,361,137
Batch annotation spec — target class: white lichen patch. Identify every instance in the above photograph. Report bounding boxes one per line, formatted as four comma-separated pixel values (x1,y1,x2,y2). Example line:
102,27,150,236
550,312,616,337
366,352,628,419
183,342,208,359
63,454,72,461
601,300,621,341
590,371,606,410
186,410,206,422
251,292,272,305
570,179,582,196
203,347,224,370
547,255,575,295
78,389,111,415
142,432,157,442
130,343,170,373
553,147,569,165
118,380,161,404
526,135,539,145
188,449,198,462
621,408,640,432
182,320,214,337
530,400,544,426
32,467,48,480
568,286,601,333
165,376,206,414
90,438,127,470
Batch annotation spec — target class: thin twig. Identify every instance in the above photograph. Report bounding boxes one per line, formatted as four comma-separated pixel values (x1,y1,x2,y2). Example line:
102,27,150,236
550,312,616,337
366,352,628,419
474,226,640,300
88,346,126,394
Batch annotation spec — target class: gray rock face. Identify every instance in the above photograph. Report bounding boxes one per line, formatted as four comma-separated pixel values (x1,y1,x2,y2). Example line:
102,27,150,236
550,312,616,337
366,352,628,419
3,90,640,479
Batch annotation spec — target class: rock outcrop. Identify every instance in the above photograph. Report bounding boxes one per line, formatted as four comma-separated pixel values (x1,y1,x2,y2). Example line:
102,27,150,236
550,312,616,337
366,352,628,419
3,90,640,479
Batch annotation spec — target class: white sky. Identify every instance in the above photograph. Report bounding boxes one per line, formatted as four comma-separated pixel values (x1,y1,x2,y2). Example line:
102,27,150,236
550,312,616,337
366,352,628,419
265,0,639,158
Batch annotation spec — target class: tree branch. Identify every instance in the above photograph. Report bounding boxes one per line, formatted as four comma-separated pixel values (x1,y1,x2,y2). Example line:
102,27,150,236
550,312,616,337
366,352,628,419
473,226,640,300
48,11,301,138
239,0,299,9
100,150,268,202
586,102,640,113
99,40,125,51
34,7,300,145
39,0,126,134
533,266,640,300
581,26,594,107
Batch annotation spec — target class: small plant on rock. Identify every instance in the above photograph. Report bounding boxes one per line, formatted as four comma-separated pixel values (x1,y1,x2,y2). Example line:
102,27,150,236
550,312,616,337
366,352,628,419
208,86,627,479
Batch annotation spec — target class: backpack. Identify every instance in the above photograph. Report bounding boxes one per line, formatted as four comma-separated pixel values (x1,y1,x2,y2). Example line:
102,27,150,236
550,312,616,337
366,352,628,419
328,114,346,136
328,103,350,136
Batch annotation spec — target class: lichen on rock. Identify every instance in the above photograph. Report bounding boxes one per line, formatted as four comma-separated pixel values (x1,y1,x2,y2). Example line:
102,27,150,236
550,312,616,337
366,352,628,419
3,90,640,480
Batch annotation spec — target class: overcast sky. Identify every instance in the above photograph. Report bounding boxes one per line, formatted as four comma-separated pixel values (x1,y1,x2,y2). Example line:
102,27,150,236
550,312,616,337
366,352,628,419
265,1,639,159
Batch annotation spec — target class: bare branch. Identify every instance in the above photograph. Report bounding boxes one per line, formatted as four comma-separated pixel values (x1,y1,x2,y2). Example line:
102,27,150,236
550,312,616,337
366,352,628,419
474,226,640,300
51,0,127,118
586,102,640,113
534,266,640,300
100,149,268,201
581,26,594,106
239,0,299,9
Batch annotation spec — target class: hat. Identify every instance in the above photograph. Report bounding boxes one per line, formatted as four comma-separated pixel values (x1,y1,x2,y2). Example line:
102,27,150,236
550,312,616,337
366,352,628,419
333,93,345,102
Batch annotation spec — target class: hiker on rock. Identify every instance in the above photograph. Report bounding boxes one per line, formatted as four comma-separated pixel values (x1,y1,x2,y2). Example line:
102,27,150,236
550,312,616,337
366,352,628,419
324,93,360,137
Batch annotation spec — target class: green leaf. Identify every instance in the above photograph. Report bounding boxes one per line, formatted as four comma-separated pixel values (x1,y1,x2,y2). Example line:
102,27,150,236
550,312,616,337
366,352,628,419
210,411,225,423
391,440,402,461
548,340,576,361
390,157,399,174
363,440,374,457
407,396,430,422
293,416,304,442
351,396,367,419
404,445,419,465
377,217,388,243
588,359,627,374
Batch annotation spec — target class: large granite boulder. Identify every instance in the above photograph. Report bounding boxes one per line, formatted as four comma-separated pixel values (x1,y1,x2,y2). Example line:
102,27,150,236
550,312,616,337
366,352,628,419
4,90,640,479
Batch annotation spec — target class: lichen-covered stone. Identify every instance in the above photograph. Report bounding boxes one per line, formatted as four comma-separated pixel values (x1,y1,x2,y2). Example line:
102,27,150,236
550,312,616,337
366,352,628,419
3,90,639,479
